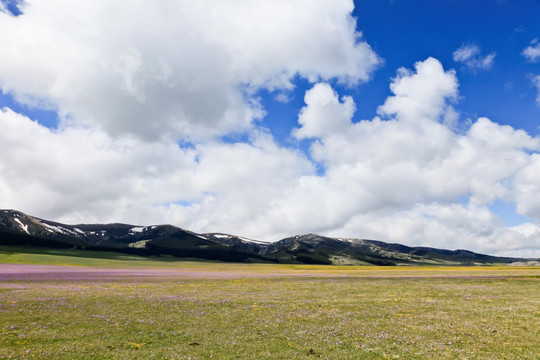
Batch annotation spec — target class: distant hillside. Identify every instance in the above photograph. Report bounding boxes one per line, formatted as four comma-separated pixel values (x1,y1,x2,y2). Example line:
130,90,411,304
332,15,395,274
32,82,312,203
0,209,537,266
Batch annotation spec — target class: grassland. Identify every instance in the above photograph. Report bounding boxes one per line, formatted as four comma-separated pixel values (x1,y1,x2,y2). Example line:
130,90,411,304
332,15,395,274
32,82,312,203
0,251,539,359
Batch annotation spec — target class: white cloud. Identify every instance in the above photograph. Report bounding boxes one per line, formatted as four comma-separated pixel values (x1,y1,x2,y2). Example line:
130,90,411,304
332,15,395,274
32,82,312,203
453,43,496,71
0,0,380,141
293,83,355,140
288,58,540,256
0,107,314,235
378,57,458,123
522,39,540,62
331,203,540,258
513,153,540,220
2,57,540,256
5,98,538,257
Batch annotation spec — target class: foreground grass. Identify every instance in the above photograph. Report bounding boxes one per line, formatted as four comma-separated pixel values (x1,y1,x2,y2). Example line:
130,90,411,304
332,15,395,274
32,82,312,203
0,259,538,359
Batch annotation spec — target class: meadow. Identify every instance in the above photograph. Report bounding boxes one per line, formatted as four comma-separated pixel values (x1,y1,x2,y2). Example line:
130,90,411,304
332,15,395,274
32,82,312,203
0,251,539,359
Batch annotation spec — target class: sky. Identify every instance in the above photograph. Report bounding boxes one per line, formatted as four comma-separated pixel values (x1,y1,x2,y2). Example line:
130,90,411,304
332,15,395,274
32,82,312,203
1,0,540,257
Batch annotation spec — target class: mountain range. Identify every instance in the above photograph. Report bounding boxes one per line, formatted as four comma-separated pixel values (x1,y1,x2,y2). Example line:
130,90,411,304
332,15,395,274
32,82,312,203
1,209,537,266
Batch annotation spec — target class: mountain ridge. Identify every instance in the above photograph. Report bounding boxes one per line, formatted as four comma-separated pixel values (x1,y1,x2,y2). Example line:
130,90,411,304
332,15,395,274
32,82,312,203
1,209,538,266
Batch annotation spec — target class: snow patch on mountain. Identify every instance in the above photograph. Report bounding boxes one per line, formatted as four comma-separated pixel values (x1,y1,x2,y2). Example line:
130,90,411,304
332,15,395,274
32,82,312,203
238,236,268,245
337,238,363,244
40,222,79,237
214,234,230,239
129,227,145,234
211,233,267,244
14,218,29,234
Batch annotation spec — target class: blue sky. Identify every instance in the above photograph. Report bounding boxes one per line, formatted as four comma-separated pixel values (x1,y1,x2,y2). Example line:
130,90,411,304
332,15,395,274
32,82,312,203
354,0,540,132
1,0,540,256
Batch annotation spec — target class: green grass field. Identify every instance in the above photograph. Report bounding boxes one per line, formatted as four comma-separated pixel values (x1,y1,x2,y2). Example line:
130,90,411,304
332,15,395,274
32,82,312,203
0,251,539,359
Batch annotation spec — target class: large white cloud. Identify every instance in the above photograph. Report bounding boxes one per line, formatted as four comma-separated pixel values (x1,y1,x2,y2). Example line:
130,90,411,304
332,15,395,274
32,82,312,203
4,55,539,256
513,153,540,220
0,0,380,140
2,56,540,256
0,106,314,234
289,58,540,256
333,203,540,258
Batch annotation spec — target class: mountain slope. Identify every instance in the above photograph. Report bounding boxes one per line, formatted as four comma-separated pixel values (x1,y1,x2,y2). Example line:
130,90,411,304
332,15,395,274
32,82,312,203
0,209,536,265
0,210,273,262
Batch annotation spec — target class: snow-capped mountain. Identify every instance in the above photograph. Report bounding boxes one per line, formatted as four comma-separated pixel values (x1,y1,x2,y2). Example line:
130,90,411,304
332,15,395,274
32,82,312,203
0,209,536,265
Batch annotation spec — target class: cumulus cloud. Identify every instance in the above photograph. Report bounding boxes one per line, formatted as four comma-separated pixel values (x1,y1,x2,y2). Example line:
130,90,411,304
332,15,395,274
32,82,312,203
0,106,314,235
294,83,355,140
333,203,540,258
288,58,540,256
2,57,540,256
453,43,496,71
513,153,540,220
522,39,540,62
378,57,458,123
0,0,380,141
